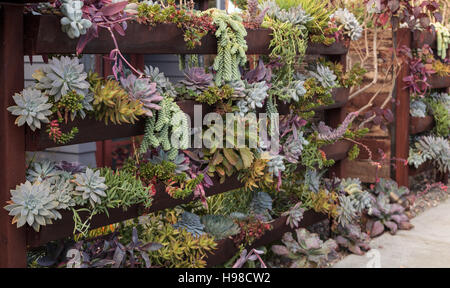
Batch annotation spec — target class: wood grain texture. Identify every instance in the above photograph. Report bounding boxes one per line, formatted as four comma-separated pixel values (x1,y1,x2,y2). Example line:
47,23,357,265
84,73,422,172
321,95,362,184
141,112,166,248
0,6,27,268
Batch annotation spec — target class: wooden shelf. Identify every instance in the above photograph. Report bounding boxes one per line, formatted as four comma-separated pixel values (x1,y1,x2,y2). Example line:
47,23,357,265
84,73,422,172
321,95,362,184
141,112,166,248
205,210,327,267
429,74,450,89
321,140,352,161
409,115,434,135
26,174,243,247
26,87,349,151
24,15,349,56
26,138,346,247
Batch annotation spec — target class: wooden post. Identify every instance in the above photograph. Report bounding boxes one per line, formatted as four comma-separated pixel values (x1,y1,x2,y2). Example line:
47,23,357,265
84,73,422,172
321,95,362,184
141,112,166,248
0,4,27,268
393,28,411,187
325,53,348,178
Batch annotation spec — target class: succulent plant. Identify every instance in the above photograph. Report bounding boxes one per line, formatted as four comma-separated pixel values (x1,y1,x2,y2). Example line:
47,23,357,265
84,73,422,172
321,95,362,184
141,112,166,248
237,81,269,116
7,88,53,131
173,212,205,237
366,191,413,237
148,150,189,174
179,67,213,94
271,228,337,268
408,135,450,173
228,79,246,99
49,177,76,210
316,112,357,141
4,181,61,232
34,56,90,101
267,154,286,176
200,215,240,240
120,74,163,117
91,78,145,124
334,223,371,255
144,65,176,98
282,202,305,229
26,160,62,183
55,161,86,174
60,0,92,39
336,194,358,227
340,178,373,211
73,168,108,207
330,8,362,40
249,192,273,220
261,1,313,26
303,169,325,193
309,64,338,89
410,100,427,117
284,130,309,163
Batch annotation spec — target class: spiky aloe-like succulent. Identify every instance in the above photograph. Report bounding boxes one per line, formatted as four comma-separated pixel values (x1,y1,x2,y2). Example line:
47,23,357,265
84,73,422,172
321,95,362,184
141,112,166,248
7,88,53,131
309,64,338,89
91,78,145,124
26,160,62,183
73,168,108,207
334,223,371,255
330,8,362,40
120,74,163,117
267,154,285,176
200,215,240,240
60,0,92,39
4,181,61,232
179,67,213,93
249,192,273,220
148,150,189,174
271,228,337,268
410,100,427,117
34,56,89,101
173,212,205,237
144,65,176,98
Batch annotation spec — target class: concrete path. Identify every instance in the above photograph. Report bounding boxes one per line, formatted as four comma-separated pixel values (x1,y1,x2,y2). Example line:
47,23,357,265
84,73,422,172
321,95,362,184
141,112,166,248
333,198,450,268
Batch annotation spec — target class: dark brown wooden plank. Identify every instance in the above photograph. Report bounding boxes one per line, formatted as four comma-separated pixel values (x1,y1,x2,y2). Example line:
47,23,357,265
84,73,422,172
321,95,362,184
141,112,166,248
0,5,27,268
26,175,243,247
24,15,349,56
409,115,434,135
394,28,411,188
205,210,327,267
429,75,450,89
321,140,352,161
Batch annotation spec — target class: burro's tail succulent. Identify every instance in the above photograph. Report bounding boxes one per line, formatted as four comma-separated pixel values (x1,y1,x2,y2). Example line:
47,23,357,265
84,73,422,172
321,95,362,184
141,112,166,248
272,228,337,268
7,88,53,131
4,181,61,232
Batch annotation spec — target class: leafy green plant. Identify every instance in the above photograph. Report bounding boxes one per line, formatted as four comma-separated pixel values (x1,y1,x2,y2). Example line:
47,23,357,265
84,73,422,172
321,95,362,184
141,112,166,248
140,214,217,268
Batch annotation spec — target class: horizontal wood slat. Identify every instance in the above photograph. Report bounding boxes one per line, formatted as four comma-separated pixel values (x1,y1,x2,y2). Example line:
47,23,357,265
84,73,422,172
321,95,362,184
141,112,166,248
24,15,349,56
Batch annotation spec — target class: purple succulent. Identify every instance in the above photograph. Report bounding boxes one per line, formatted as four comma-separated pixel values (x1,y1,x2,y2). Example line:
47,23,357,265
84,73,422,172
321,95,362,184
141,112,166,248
120,74,163,117
179,67,213,93
55,161,86,174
